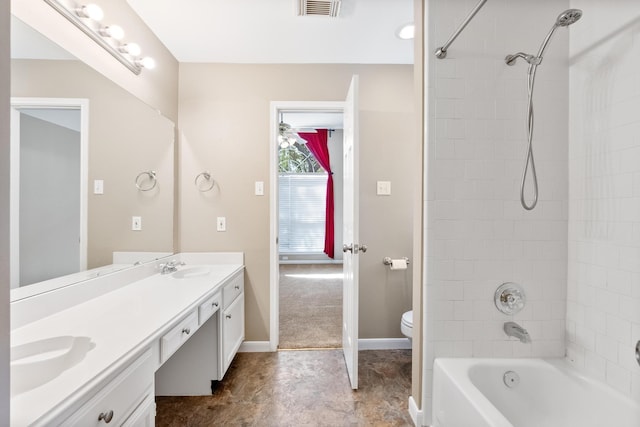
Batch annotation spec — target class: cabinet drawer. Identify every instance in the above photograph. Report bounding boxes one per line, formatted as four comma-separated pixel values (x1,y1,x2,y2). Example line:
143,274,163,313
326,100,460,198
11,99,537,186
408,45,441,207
222,273,244,309
198,292,221,325
63,349,153,427
160,310,198,363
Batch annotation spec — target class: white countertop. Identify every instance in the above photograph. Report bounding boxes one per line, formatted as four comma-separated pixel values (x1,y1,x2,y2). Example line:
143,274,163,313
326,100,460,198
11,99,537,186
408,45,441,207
10,263,243,426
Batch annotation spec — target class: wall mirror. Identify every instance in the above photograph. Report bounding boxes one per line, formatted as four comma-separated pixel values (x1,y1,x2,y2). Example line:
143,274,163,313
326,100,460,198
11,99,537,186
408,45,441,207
10,15,175,301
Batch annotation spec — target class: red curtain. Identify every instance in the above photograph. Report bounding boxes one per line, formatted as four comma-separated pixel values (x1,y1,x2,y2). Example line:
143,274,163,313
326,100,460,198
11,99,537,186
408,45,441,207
298,129,334,258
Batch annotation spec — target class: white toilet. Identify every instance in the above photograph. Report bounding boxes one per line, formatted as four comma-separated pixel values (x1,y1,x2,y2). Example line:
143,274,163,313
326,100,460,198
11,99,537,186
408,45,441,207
401,310,413,343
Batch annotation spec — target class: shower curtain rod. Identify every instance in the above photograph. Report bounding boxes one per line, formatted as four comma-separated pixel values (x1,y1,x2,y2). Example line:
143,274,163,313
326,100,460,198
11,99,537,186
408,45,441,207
435,0,488,59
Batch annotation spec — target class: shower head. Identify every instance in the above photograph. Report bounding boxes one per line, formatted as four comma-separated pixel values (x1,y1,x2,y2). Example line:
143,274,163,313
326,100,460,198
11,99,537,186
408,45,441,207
505,8,583,67
555,9,582,27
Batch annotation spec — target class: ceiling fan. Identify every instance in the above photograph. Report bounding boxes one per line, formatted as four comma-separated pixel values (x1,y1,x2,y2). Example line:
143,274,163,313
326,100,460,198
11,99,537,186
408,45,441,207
278,114,317,148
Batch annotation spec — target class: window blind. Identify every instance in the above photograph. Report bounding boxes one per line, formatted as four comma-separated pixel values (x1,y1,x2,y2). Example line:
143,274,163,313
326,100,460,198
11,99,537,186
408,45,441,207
279,173,327,253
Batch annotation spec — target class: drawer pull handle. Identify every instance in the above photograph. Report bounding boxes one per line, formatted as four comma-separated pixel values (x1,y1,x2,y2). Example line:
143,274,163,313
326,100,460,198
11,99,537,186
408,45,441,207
212,302,219,307
182,327,191,335
235,285,240,290
226,314,232,319
98,410,114,423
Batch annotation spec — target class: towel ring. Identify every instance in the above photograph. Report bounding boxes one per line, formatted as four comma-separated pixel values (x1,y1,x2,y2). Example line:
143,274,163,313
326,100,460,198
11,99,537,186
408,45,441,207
135,170,157,191
195,171,215,192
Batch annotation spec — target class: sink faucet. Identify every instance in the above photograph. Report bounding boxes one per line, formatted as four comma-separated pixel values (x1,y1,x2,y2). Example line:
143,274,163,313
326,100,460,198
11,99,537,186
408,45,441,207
159,260,185,274
504,321,531,343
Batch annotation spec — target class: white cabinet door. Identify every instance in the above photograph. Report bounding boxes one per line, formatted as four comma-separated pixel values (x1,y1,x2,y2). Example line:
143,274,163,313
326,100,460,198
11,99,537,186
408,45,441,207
221,293,244,377
121,390,155,427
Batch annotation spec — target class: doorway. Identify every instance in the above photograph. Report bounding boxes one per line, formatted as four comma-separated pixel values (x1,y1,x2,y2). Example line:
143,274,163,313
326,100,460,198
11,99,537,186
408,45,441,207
273,107,345,350
270,76,360,389
9,98,89,288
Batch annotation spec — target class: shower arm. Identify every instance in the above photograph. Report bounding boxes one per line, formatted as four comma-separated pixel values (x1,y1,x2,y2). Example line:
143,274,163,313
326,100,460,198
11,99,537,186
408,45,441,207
435,0,488,59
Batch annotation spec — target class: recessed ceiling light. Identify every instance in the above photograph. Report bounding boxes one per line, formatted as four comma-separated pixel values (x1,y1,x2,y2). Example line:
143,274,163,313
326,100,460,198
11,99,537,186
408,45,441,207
397,23,415,40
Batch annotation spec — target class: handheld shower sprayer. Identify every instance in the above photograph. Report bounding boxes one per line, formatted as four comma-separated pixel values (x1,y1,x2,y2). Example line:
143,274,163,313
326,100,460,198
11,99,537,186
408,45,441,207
505,9,582,210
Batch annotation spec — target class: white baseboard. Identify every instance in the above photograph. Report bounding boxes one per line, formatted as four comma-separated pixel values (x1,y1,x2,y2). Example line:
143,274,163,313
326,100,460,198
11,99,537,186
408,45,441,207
409,396,423,426
358,338,412,350
239,341,272,352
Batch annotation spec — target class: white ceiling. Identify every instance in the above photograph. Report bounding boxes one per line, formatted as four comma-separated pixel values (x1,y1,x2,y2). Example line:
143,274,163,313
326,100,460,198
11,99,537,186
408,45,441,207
126,0,414,64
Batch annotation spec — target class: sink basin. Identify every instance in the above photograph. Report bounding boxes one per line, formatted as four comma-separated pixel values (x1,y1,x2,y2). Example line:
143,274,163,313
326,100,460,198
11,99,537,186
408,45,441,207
172,267,211,279
11,336,95,396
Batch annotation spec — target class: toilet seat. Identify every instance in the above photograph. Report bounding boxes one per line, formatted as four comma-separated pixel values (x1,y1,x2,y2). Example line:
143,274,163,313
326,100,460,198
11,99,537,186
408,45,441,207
401,310,413,338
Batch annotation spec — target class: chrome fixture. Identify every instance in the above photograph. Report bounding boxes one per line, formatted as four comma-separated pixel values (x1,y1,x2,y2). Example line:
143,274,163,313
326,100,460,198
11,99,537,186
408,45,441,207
504,321,531,343
42,0,155,75
382,257,410,266
159,260,185,275
505,9,582,210
495,282,526,315
343,243,367,254
435,0,488,59
636,340,640,367
503,371,520,388
194,171,215,192
135,170,157,191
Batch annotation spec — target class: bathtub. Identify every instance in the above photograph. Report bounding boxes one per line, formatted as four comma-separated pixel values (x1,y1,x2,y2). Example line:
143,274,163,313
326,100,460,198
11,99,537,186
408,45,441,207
432,358,640,427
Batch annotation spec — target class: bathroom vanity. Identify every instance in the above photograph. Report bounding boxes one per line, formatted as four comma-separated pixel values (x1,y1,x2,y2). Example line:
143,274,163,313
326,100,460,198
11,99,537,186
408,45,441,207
10,253,245,427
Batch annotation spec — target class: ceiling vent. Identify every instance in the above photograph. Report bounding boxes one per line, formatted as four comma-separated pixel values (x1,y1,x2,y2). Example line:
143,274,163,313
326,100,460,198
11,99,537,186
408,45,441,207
298,0,341,17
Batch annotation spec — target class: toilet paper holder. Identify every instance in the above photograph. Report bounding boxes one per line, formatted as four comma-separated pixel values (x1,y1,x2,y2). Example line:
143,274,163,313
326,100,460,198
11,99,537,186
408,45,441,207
383,257,410,266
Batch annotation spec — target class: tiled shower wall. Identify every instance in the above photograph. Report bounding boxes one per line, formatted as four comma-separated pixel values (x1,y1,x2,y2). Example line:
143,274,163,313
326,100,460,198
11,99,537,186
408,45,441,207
567,0,640,399
424,0,569,419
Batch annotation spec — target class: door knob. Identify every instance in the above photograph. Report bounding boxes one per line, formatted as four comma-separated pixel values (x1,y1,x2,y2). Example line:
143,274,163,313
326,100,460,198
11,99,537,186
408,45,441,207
343,244,353,253
358,244,367,253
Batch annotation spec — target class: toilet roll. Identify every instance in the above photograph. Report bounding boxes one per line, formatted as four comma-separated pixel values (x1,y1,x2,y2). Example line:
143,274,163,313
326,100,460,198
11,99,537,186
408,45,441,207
390,258,407,270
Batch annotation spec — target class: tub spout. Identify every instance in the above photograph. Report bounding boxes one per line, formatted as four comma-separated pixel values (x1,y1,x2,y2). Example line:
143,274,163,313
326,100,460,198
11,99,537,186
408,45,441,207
504,321,531,343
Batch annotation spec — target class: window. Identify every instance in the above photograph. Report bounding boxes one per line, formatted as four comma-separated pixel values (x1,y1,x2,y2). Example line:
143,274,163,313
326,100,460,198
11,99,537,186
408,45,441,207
279,174,327,253
279,142,326,254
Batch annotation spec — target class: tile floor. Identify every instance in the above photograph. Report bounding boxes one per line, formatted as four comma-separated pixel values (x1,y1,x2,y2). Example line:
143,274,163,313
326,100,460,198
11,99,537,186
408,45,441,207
156,349,413,426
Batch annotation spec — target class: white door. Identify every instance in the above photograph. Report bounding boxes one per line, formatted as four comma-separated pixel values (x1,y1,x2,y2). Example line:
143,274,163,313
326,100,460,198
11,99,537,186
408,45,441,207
342,75,361,390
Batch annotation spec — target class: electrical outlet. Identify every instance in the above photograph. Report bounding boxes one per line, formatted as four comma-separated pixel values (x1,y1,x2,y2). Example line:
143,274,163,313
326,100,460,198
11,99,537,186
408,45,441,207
217,217,226,232
376,181,391,196
132,216,142,231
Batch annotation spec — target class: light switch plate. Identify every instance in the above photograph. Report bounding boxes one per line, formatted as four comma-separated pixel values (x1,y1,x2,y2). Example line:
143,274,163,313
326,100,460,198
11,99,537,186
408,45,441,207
132,216,142,231
217,217,226,232
255,181,264,196
94,180,104,195
376,181,391,196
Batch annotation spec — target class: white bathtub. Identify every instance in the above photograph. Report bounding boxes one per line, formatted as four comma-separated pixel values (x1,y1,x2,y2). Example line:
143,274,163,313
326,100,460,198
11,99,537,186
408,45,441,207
432,358,640,427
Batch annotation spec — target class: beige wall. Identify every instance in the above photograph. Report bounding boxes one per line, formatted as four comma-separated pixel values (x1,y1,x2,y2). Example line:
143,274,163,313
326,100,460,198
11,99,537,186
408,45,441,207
179,63,415,342
11,0,179,121
12,59,174,268
1,0,10,422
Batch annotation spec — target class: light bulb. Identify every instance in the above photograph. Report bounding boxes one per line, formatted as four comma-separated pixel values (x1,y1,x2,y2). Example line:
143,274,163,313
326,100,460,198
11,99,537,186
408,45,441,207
100,25,125,40
119,42,141,56
137,57,156,69
76,4,104,21
396,23,414,40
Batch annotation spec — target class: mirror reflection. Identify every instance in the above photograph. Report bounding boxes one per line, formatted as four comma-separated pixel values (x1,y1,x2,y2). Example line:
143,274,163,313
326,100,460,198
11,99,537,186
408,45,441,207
10,16,175,295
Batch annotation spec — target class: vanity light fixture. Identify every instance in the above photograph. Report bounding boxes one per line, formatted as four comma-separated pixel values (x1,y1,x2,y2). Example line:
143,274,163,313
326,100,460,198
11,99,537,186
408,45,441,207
99,25,125,40
136,57,156,70
119,42,142,56
42,0,156,75
75,3,103,21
